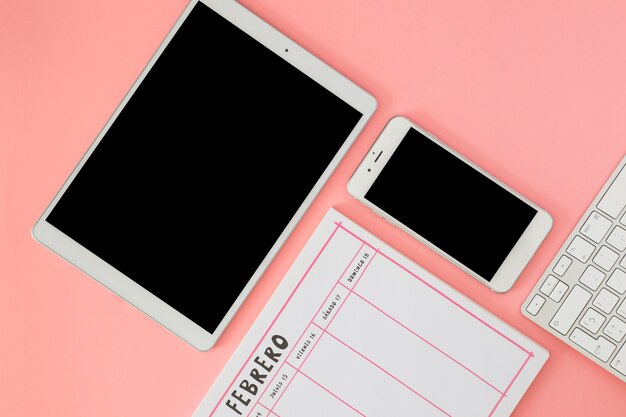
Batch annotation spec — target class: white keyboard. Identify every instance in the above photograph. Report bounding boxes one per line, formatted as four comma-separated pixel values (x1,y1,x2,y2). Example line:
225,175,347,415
523,155,626,382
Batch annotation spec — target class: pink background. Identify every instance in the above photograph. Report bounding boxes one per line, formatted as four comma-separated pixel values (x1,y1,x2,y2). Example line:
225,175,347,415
1,0,624,415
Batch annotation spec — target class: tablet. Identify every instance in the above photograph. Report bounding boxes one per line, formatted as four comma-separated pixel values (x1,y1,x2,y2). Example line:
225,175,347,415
33,0,376,350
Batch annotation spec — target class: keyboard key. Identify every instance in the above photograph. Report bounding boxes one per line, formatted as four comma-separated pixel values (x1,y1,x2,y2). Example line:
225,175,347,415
597,165,626,218
580,211,612,243
570,328,616,362
566,236,595,262
526,294,545,315
578,265,606,291
592,288,619,314
607,269,626,294
592,246,619,271
579,308,605,333
611,345,626,376
550,281,569,302
540,275,558,296
607,226,626,251
524,159,626,382
552,255,572,276
618,299,626,319
550,285,592,335
603,316,626,343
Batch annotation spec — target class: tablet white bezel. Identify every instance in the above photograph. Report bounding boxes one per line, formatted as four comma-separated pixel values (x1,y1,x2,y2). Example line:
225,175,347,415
33,0,376,350
348,116,552,293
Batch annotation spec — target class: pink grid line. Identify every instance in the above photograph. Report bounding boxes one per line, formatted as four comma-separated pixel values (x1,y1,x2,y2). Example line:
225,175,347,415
248,303,329,415
266,364,298,414
287,361,366,417
311,244,365,327
347,248,377,291
487,353,533,417
340,282,504,394
209,223,342,417
264,328,329,415
246,362,289,417
295,246,452,417
247,240,368,417
251,329,328,417
323,329,452,417
264,336,370,417
213,223,535,417
324,250,378,330
254,402,283,417
262,246,375,415
336,223,531,355
338,242,366,285
321,249,451,417
245,245,364,417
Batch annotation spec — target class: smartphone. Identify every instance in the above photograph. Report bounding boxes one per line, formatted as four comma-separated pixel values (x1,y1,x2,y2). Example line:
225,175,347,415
348,116,552,292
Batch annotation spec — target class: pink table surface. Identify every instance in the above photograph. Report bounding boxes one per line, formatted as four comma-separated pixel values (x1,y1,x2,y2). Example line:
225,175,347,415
1,1,625,416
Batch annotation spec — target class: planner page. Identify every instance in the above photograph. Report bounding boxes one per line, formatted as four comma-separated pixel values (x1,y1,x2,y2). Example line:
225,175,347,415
193,209,548,417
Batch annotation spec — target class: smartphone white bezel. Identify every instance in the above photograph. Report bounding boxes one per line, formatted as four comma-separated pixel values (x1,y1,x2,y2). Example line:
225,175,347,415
348,116,552,292
32,0,377,351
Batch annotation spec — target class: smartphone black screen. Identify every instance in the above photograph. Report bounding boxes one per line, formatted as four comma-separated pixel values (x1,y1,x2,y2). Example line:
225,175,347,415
365,128,537,280
46,2,363,333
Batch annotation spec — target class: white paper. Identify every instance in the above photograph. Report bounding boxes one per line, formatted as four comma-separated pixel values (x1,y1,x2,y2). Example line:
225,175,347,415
194,209,548,417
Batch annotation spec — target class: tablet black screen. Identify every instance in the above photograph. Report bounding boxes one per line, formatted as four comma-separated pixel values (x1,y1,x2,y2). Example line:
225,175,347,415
46,2,363,333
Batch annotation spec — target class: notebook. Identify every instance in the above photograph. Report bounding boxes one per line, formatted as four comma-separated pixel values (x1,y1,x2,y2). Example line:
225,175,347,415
193,209,548,417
